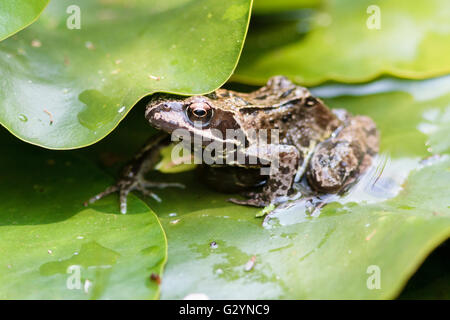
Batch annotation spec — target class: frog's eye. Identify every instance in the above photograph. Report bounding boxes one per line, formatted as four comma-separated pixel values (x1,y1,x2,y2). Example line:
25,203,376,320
186,102,213,125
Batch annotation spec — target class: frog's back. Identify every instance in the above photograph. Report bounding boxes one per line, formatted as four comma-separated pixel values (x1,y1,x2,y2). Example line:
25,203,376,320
216,76,340,149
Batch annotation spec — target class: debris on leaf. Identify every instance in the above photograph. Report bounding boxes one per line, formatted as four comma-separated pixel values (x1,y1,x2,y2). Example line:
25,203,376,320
244,255,256,272
31,40,42,48
150,273,161,285
210,241,218,249
43,109,54,125
365,229,377,241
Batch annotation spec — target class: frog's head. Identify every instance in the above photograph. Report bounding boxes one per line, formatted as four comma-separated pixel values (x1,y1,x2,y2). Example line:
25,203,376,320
145,94,242,147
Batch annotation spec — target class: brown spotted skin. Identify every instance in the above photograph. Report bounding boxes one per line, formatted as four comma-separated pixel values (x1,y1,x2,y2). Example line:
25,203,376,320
86,76,379,212
307,112,379,193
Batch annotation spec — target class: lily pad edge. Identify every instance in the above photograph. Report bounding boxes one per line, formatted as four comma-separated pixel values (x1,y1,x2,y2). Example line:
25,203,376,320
0,0,50,42
231,69,450,88
389,227,450,299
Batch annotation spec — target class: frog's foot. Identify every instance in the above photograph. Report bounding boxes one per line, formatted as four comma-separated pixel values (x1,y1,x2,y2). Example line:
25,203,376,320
84,178,185,214
227,192,268,207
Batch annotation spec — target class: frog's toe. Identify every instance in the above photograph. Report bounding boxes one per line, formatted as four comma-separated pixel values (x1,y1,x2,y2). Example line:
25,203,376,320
141,180,185,189
85,179,137,214
135,184,162,203
84,185,119,207
228,196,267,207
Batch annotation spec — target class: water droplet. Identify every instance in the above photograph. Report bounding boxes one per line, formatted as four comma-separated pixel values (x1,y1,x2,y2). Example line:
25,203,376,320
85,41,95,50
18,114,28,122
168,213,177,217
118,106,126,113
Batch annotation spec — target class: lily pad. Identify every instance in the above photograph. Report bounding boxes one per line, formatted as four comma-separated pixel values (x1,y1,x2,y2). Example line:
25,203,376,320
234,0,450,86
0,0,251,149
0,0,49,41
253,0,319,14
0,130,167,299
87,77,450,299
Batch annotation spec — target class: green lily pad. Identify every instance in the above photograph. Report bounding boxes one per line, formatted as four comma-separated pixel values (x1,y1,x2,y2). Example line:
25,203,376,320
87,77,450,299
0,130,167,299
0,0,251,149
3,76,448,299
0,0,49,41
234,0,450,86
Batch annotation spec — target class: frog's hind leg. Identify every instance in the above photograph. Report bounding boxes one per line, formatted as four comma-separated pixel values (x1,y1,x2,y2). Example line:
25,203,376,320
306,115,379,193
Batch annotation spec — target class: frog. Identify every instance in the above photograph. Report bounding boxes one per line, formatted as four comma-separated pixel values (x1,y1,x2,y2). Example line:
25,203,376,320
85,76,379,214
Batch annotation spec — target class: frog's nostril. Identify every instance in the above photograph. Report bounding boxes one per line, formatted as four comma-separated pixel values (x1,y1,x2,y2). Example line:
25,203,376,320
304,96,316,107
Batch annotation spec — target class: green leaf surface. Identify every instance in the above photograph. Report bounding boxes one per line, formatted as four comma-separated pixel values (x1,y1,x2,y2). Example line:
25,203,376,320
2,76,449,299
0,0,49,41
253,0,319,14
0,0,251,149
234,0,450,86
0,132,167,299
93,78,450,299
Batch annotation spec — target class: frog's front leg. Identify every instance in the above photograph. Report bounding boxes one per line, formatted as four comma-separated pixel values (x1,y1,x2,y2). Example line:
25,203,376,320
84,132,184,214
228,144,300,207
